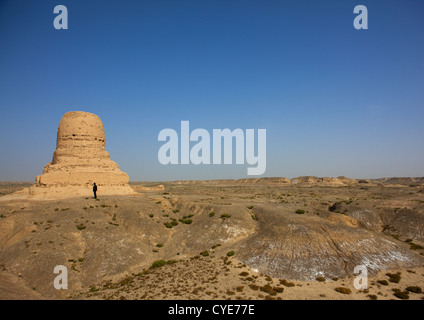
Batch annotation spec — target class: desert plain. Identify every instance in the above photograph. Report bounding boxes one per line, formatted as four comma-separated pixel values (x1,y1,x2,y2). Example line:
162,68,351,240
0,176,424,300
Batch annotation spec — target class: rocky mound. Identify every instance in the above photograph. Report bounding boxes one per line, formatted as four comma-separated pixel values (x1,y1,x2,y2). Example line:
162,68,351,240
235,206,421,281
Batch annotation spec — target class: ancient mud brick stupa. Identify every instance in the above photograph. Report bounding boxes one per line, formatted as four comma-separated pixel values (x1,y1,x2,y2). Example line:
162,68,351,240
30,111,135,197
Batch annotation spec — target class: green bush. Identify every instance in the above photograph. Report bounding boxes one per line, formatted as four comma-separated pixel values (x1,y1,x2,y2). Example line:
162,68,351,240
295,209,305,214
209,212,215,217
150,259,176,269
200,251,209,257
179,218,192,225
220,213,231,219
226,251,235,257
156,243,164,248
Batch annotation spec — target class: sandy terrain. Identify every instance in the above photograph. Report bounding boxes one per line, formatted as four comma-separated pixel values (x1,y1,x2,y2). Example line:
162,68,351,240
0,178,423,300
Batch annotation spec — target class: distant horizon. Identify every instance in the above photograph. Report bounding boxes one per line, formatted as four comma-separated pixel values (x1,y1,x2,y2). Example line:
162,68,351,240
1,1,423,181
2,175,424,184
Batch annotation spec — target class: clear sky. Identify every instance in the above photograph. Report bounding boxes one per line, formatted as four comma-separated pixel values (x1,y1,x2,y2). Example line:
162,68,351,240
0,0,423,181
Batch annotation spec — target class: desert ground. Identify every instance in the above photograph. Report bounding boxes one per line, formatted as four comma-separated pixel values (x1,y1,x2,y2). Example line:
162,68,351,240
0,177,424,300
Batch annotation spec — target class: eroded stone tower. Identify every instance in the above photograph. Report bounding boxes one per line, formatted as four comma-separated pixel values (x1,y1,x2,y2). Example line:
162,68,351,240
30,111,134,197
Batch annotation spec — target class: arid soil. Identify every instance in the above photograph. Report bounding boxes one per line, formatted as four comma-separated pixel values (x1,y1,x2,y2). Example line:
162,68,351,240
0,178,423,300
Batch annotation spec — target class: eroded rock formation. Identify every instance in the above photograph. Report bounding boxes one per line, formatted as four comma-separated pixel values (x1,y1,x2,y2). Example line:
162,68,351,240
30,111,134,197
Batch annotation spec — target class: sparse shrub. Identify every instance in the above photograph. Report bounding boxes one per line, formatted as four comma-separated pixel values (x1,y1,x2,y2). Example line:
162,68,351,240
409,242,424,250
251,214,258,221
155,201,161,204
156,243,164,248
335,287,351,294
172,209,179,213
386,272,401,283
273,286,284,293
236,286,244,292
211,243,221,249
247,206,254,209
171,219,178,226
54,208,59,211
316,276,326,282
295,209,305,214
280,279,295,287
209,212,215,217
200,251,209,257
393,290,409,300
260,284,277,296
405,286,422,293
226,251,235,257
179,218,192,225
149,214,154,218
220,213,231,219
164,222,173,228
150,259,176,269
76,224,86,230
377,280,389,286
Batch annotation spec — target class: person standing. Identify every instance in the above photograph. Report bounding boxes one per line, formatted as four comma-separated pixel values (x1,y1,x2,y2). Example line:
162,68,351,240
93,182,98,199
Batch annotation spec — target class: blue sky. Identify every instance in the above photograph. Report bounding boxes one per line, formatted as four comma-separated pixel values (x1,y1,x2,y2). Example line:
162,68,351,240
0,0,423,181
